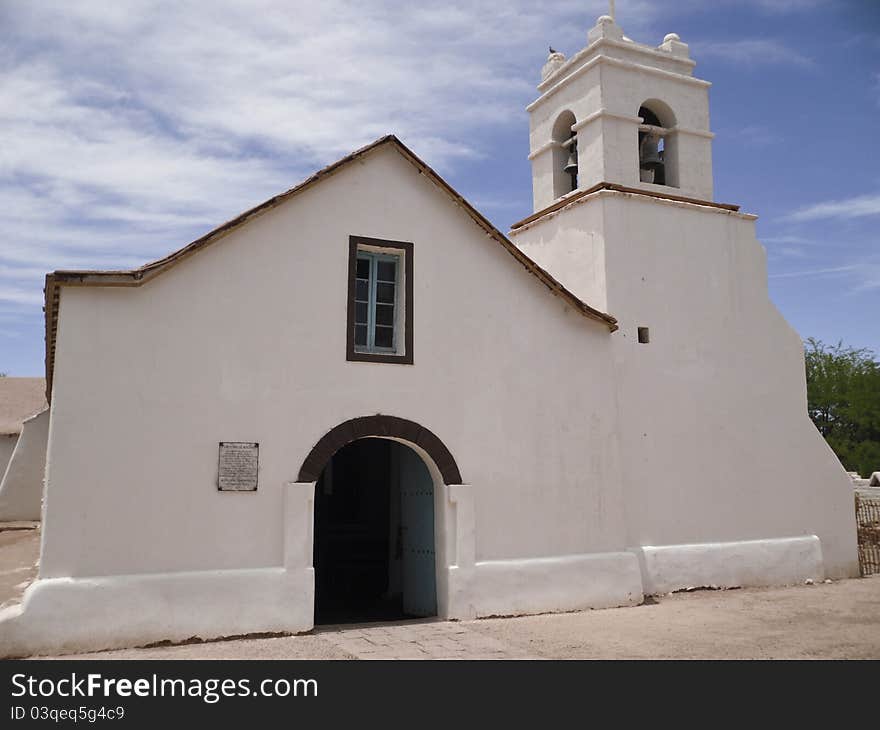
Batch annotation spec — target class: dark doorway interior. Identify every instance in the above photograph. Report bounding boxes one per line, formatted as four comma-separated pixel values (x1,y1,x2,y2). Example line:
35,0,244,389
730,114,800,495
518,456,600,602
313,438,436,625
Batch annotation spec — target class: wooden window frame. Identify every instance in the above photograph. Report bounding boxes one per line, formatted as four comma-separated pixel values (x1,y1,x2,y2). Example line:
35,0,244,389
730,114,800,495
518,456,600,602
347,235,413,364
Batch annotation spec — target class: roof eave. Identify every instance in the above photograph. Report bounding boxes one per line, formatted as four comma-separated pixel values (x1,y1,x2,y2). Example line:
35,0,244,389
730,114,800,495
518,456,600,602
510,182,742,231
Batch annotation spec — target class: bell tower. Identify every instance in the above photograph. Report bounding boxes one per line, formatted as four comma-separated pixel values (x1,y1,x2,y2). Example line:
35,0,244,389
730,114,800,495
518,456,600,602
527,13,714,212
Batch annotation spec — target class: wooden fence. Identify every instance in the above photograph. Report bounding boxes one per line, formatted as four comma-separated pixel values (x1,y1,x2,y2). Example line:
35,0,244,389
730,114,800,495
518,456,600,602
855,494,880,576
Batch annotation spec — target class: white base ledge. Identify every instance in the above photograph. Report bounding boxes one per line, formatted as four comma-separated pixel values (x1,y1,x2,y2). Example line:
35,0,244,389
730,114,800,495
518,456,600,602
632,536,824,595
0,567,314,658
470,552,644,617
0,536,828,657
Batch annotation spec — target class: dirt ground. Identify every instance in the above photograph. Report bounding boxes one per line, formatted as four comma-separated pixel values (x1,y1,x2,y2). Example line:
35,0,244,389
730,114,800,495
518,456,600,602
480,576,880,659
53,576,876,660
0,524,39,611
3,527,879,659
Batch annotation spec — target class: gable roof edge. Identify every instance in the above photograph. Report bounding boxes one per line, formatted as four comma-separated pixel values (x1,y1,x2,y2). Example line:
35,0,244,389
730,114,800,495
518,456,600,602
43,135,617,402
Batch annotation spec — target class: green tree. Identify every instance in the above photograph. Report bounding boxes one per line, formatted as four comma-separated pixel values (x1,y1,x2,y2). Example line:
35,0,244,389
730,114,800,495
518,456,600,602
805,338,880,477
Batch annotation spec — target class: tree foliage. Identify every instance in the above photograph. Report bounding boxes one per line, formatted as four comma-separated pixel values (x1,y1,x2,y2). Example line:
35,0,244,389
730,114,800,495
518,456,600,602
805,338,880,477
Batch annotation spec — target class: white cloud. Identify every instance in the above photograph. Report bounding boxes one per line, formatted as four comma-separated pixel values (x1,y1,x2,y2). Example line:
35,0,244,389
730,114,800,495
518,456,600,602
788,194,880,222
720,124,781,147
0,0,835,349
761,234,829,258
854,270,880,292
745,0,828,11
769,264,858,279
761,235,812,245
768,258,880,296
692,39,813,67
5,0,659,326
0,286,45,306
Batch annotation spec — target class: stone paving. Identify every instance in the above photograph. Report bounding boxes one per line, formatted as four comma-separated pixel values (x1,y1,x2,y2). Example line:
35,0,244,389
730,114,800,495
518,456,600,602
314,620,538,660
50,619,538,661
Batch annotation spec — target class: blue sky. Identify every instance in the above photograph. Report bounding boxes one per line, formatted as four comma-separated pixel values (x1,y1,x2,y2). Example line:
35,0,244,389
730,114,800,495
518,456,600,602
0,0,877,375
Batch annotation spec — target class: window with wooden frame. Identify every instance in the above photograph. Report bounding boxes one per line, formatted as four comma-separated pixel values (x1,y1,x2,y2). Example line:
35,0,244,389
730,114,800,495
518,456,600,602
347,236,413,364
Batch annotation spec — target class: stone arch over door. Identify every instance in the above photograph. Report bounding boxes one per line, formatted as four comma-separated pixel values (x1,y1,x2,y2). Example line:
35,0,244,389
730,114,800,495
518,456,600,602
289,414,473,624
297,415,463,485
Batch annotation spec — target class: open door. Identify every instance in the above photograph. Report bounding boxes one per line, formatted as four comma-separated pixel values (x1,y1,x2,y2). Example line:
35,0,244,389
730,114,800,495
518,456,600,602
399,445,437,617
313,438,438,624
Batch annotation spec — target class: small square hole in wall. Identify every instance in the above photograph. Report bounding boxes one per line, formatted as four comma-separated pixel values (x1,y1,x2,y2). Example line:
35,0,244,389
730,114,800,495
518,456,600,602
638,327,650,344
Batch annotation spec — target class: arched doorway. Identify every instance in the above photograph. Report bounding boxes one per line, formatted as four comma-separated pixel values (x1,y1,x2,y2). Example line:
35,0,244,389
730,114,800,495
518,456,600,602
637,99,678,188
313,438,437,624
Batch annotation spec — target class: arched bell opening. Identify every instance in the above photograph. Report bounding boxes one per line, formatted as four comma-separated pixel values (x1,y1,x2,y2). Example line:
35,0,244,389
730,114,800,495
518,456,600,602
638,100,678,188
552,110,578,198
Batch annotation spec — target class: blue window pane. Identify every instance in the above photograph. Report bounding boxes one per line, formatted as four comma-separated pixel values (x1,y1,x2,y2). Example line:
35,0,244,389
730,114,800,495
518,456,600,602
355,279,368,301
353,248,402,354
376,282,395,304
375,303,394,326
374,325,393,348
377,260,396,282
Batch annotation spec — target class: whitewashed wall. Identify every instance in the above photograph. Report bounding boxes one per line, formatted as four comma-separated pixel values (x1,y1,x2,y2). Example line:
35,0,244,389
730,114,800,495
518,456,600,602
0,410,48,522
41,146,627,578
0,144,642,655
3,141,858,657
512,190,859,580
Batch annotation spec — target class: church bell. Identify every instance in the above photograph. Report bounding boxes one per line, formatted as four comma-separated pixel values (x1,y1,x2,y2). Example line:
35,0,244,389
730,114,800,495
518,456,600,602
639,133,663,171
563,148,578,175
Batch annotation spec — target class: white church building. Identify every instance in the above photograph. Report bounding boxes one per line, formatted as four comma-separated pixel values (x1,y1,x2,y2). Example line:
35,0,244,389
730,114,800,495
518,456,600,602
0,13,858,656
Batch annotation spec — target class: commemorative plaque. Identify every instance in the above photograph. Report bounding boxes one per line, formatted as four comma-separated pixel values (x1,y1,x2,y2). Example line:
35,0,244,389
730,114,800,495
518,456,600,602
217,442,259,491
